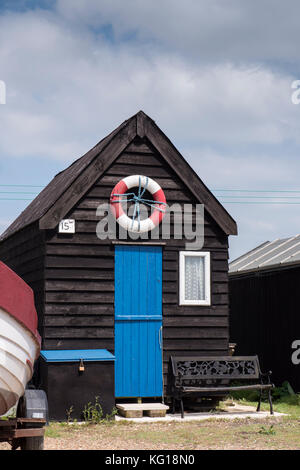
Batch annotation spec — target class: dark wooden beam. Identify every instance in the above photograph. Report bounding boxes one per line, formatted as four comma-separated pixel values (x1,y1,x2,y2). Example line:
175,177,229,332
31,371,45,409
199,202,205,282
111,241,167,246
136,110,146,137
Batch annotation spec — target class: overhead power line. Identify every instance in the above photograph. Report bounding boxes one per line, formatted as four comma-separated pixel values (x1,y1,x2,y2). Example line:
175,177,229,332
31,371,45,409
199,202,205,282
1,198,300,205
220,201,300,204
216,196,300,199
213,189,300,193
0,192,39,195
0,184,45,188
2,184,300,192
1,184,300,204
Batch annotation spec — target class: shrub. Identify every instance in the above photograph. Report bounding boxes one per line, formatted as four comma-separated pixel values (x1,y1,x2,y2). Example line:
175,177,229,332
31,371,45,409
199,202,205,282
82,396,117,424
83,396,103,424
229,381,300,405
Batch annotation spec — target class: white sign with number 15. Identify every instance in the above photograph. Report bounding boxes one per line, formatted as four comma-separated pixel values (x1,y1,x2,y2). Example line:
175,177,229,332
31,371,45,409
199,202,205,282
59,219,75,234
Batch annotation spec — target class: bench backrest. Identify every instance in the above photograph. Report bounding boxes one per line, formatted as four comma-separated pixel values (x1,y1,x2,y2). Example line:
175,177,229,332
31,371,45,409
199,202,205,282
170,356,260,381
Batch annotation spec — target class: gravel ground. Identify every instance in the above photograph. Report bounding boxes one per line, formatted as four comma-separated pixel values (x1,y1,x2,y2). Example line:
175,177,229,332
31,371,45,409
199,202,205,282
0,416,299,450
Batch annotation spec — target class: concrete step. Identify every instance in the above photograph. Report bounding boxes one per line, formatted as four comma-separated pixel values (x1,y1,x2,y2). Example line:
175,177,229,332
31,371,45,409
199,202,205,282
116,403,169,418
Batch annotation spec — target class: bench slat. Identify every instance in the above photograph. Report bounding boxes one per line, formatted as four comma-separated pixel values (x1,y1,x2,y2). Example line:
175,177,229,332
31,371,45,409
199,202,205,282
172,356,260,380
181,384,273,393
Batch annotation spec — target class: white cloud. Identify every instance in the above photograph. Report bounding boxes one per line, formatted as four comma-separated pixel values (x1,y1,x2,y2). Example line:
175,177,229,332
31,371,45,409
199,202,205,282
0,9,299,163
185,146,299,190
1,3,300,259
56,0,300,63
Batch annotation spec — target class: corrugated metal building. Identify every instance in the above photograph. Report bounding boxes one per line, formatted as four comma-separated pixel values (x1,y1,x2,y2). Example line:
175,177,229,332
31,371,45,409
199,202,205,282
229,235,300,391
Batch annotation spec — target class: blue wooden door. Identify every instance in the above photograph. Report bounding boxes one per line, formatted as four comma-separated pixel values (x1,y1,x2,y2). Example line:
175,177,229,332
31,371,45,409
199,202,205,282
115,245,163,398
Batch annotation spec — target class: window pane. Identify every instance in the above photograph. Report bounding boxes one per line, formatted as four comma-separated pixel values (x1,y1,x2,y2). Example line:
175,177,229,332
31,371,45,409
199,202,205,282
185,256,205,301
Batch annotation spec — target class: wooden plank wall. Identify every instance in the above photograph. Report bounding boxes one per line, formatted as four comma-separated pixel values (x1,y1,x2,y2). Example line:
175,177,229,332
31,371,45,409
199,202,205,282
0,222,45,337
43,136,229,388
230,268,300,391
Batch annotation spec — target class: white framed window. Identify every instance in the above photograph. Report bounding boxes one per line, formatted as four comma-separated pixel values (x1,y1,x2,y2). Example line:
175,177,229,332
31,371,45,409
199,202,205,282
179,251,211,306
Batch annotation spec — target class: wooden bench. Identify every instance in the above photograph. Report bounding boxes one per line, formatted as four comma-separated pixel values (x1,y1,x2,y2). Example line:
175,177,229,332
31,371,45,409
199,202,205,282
167,355,274,418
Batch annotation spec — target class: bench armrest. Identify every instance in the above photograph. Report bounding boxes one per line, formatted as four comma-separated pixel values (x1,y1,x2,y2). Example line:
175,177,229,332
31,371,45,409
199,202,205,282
170,360,179,377
259,370,273,384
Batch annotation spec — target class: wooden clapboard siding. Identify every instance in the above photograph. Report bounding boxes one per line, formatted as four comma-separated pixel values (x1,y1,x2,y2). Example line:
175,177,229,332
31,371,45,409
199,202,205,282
0,110,235,399
230,267,300,391
0,111,236,242
0,222,45,339
41,136,230,392
43,339,115,349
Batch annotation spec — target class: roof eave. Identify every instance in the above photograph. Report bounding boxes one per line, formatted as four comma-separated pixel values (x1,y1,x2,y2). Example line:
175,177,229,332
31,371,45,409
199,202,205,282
1,110,237,238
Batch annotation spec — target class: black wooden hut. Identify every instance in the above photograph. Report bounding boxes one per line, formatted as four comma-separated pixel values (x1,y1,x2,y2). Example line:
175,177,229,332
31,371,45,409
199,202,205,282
229,235,300,392
0,111,237,419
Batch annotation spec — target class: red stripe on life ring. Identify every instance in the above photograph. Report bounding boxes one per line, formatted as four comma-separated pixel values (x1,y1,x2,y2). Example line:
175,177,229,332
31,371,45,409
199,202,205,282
150,188,167,226
110,180,128,220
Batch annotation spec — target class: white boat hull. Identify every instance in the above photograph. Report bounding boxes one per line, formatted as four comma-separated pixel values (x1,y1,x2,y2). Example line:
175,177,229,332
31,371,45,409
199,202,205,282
0,307,39,416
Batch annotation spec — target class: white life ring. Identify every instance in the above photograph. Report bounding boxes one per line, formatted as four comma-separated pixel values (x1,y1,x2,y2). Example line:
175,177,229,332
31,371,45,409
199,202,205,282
110,175,167,233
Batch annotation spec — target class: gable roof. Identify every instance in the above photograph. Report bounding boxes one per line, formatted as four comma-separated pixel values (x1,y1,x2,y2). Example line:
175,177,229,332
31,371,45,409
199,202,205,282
229,234,300,275
0,111,237,241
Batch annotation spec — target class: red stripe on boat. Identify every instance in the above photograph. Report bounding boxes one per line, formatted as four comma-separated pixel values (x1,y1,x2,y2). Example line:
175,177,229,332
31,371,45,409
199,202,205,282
0,262,41,349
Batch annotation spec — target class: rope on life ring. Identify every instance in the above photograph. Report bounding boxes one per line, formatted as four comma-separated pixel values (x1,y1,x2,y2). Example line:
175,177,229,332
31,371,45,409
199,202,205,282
110,175,167,233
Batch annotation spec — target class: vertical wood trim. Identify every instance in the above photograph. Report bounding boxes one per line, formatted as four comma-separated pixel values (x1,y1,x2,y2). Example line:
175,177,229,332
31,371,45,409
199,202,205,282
136,112,145,137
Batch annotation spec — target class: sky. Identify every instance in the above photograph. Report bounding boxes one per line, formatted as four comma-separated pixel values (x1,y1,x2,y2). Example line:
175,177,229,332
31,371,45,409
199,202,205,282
1,0,300,260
